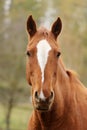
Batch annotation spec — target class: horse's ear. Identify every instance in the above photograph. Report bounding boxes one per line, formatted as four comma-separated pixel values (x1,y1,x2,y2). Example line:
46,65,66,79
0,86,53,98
26,15,37,37
51,17,62,39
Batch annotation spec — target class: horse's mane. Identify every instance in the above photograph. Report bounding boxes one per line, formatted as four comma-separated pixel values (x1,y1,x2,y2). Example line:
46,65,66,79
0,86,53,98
66,69,78,78
66,69,86,90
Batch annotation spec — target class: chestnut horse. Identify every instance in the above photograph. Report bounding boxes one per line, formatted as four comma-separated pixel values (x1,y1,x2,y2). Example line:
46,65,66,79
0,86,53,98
26,15,87,130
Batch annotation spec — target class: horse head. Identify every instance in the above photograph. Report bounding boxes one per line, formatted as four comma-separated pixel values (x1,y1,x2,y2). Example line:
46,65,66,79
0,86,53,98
26,15,62,112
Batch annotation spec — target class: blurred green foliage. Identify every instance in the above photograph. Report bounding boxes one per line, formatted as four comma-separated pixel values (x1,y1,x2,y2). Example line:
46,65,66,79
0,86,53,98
0,104,33,130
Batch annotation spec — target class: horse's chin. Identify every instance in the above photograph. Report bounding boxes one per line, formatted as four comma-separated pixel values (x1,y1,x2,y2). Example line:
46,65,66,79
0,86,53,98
35,107,49,112
34,103,52,112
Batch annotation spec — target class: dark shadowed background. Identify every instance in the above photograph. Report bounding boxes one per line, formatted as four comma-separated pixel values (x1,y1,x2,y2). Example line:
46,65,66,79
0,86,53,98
0,0,87,130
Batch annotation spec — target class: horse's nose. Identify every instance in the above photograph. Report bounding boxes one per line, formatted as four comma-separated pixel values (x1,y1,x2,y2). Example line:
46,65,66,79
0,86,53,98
34,91,54,103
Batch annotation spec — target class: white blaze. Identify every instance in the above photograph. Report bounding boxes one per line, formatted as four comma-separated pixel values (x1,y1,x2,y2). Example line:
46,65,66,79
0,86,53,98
37,39,51,83
37,39,51,100
39,89,46,101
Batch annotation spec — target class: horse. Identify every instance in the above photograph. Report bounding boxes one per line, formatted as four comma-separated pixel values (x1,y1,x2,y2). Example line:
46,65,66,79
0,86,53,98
26,15,87,130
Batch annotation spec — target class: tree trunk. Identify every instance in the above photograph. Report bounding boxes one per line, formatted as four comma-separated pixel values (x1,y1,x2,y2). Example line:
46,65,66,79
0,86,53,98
6,97,14,130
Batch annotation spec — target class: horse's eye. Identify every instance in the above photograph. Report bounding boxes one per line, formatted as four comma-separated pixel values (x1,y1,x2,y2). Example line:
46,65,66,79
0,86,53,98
56,52,61,58
26,51,31,57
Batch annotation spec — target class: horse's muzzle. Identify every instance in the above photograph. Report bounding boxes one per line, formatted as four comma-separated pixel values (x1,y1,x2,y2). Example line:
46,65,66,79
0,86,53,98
34,91,54,111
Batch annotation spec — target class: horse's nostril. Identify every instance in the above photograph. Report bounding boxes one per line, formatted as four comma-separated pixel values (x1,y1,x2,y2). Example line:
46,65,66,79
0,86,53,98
35,91,38,99
51,91,53,96
49,91,54,101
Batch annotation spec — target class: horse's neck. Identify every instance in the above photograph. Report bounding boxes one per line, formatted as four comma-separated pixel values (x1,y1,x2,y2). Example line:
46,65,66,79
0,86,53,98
54,58,73,116
56,58,70,100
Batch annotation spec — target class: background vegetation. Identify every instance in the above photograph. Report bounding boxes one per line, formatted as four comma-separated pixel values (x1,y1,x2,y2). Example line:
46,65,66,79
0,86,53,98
0,0,87,130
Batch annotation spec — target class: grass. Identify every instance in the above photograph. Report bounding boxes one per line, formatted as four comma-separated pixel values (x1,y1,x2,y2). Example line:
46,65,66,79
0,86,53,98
0,103,33,130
